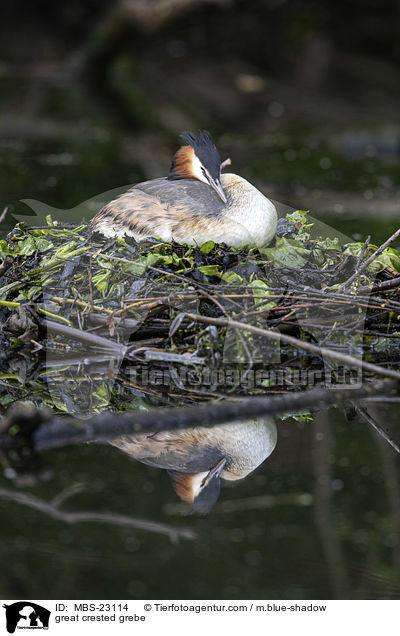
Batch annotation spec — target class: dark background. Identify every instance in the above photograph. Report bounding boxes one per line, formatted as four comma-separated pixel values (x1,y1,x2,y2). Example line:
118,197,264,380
1,0,400,238
0,0,400,600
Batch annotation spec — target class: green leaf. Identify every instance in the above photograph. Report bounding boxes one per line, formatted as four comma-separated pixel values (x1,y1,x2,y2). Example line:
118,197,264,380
285,210,314,241
93,384,110,408
249,279,277,307
198,265,221,276
278,409,313,422
344,243,400,274
221,271,243,284
124,397,151,411
0,240,10,259
92,270,111,295
200,240,215,254
126,257,147,276
14,235,53,256
146,252,172,267
376,247,400,272
126,251,179,275
260,236,310,268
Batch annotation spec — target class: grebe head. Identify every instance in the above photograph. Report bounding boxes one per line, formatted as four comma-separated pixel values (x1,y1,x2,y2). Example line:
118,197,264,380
168,458,227,514
168,130,227,203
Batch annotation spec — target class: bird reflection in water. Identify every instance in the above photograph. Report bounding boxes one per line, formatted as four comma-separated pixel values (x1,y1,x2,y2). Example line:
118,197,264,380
111,418,277,513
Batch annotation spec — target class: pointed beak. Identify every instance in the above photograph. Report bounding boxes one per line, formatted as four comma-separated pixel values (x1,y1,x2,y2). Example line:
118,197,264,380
209,177,227,203
201,458,227,490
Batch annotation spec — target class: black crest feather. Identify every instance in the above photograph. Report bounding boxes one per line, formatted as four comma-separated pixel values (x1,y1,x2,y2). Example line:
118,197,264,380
179,130,222,180
180,130,213,148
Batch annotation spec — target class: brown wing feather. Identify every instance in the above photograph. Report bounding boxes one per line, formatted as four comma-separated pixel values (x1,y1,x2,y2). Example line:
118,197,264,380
91,189,174,238
91,177,229,240
110,429,224,472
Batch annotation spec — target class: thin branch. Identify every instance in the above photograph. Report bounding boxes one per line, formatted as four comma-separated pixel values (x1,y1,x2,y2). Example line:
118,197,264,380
51,296,115,315
185,312,400,381
0,487,195,542
361,397,400,403
356,406,400,455
50,483,87,507
88,313,139,331
40,318,128,356
340,227,400,290
144,350,205,365
354,235,371,271
164,492,313,515
359,275,400,295
0,206,8,224
7,380,394,452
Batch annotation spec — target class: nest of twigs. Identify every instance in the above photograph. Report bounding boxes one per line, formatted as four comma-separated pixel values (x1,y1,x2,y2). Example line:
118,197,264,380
1,211,400,416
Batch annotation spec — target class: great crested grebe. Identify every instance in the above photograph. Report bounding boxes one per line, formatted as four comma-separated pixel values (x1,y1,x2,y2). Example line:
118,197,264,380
91,131,277,248
111,417,277,513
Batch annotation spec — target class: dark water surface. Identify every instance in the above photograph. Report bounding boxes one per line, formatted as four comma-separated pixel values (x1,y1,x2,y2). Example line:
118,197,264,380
1,406,399,599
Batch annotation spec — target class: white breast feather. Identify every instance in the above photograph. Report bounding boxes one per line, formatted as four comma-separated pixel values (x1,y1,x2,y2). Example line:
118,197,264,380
218,173,277,248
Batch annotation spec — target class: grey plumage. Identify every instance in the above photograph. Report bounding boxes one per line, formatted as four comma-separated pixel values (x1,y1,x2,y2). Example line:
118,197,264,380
111,419,277,481
91,173,277,247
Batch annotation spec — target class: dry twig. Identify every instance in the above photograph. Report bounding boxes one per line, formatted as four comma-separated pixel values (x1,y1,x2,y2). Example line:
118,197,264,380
356,406,400,455
185,312,400,381
0,487,195,542
12,380,396,451
340,227,400,290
